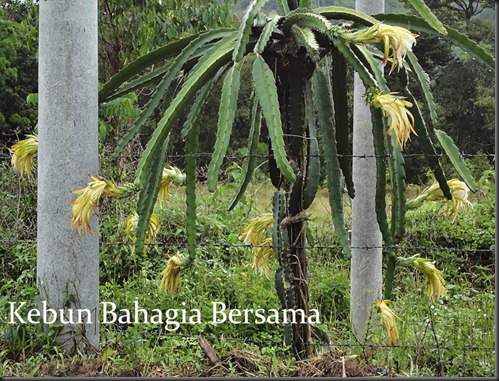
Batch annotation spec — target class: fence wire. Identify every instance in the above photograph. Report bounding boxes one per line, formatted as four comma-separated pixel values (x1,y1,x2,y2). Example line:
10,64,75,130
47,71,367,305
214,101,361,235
1,149,495,376
2,239,493,254
165,152,495,159
114,331,495,352
0,151,496,161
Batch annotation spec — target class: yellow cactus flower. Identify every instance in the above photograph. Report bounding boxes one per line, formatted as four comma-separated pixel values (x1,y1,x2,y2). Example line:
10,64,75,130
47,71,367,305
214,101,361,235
158,165,186,207
348,22,418,74
159,254,183,295
9,134,38,178
239,213,273,247
125,211,160,253
406,179,472,222
375,299,402,346
427,179,472,222
253,237,274,276
240,213,275,275
71,176,137,235
372,92,417,147
413,258,447,301
70,176,109,235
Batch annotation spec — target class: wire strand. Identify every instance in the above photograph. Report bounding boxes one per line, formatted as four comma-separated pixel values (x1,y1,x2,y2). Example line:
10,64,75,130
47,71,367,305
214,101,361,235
1,239,493,254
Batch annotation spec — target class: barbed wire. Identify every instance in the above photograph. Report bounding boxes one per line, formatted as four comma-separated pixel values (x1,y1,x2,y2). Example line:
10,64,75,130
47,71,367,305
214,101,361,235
2,239,493,254
166,152,496,160
1,146,494,372
104,242,495,254
0,152,495,161
103,331,495,352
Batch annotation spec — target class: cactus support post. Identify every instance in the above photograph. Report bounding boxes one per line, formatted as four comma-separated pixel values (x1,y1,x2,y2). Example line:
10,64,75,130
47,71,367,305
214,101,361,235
37,0,99,353
350,0,385,343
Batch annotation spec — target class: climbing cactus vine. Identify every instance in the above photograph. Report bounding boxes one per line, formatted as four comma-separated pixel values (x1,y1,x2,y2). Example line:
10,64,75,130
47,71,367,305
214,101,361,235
10,0,494,360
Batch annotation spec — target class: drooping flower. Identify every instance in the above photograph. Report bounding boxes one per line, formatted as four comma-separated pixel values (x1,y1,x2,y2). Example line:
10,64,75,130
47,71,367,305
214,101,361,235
9,134,38,178
71,176,138,235
125,211,160,253
406,179,472,222
240,213,275,275
375,299,402,346
159,254,183,295
413,257,447,301
347,22,418,74
371,92,417,147
253,237,274,276
157,165,186,207
71,177,109,235
427,179,472,222
239,213,273,247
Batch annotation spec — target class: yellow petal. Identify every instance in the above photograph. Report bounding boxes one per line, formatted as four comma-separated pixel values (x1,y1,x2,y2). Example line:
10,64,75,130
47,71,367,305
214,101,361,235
239,213,273,247
348,23,417,74
372,92,417,147
9,135,38,178
413,258,447,301
70,178,108,235
125,211,160,253
376,299,402,346
252,237,274,276
159,255,183,295
157,165,186,207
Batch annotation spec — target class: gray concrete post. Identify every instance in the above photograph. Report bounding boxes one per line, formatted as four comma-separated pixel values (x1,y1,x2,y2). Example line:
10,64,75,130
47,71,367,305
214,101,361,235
350,0,385,343
37,0,99,352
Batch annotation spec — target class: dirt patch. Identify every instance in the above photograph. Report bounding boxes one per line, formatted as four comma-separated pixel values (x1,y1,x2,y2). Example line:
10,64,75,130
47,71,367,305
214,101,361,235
293,351,389,377
38,358,143,377
39,359,102,377
197,350,264,377
26,349,394,377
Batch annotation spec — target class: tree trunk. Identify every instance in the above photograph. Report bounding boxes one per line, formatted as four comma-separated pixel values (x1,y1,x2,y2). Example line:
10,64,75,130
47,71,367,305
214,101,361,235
350,0,384,343
37,0,99,353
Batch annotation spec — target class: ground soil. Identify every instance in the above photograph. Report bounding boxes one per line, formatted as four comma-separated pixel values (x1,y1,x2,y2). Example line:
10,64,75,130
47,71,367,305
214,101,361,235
29,350,394,377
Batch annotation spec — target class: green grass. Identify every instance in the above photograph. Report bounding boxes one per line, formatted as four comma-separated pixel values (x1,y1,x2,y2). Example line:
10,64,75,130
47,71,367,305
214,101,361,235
0,163,495,377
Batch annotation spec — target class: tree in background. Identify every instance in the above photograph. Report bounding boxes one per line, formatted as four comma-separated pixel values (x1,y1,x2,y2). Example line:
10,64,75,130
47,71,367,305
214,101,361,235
96,0,238,167
0,0,237,149
425,0,494,22
99,0,237,79
402,0,495,183
0,1,37,147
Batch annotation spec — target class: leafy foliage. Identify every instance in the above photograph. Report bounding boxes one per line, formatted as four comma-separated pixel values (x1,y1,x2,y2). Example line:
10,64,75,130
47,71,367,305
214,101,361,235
1,164,495,375
91,0,493,359
0,5,37,146
98,0,237,78
2,0,494,369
